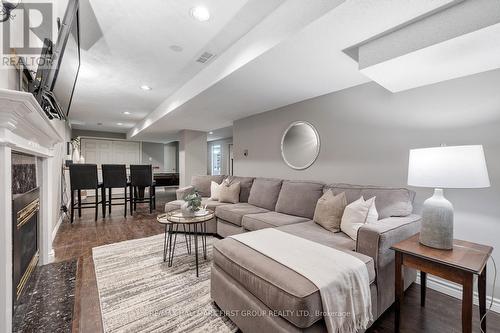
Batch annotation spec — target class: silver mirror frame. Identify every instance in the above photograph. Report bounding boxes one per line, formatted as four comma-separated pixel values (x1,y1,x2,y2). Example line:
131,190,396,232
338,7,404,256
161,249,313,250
280,121,320,170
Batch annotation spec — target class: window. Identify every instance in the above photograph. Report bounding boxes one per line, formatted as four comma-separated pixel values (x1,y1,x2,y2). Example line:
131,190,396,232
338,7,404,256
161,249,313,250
211,144,222,175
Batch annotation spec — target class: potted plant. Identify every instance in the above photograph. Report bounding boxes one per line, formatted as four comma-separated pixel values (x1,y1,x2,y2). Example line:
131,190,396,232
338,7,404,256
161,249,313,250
181,192,202,217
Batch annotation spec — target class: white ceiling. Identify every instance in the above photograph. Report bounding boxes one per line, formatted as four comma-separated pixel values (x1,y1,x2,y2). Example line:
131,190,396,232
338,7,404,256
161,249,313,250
70,0,284,132
70,0,467,140
127,0,458,142
208,126,233,141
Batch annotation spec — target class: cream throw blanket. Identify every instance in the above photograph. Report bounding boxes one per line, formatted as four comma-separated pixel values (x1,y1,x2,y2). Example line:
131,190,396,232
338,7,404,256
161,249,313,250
230,228,372,333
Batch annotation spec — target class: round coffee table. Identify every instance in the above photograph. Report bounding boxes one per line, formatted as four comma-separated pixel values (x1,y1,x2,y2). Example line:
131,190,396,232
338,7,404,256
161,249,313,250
157,209,214,277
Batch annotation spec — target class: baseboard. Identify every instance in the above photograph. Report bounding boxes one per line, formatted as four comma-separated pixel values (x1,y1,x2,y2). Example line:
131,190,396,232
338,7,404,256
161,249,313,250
52,214,63,242
416,272,500,313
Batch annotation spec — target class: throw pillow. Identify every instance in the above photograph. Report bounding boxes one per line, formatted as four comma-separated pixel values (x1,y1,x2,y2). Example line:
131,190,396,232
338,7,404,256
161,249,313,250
218,181,241,203
366,196,379,223
210,181,222,201
313,190,347,232
341,196,378,240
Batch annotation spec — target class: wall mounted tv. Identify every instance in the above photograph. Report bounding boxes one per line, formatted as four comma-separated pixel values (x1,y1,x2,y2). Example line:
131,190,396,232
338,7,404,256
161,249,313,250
34,0,80,120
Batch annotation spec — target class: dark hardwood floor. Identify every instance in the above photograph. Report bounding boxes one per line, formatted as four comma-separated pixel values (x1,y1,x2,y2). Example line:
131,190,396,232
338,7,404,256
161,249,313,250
53,189,176,333
52,189,500,333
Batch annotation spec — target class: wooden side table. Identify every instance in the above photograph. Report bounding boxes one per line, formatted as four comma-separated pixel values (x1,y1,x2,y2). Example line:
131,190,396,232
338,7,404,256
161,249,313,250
391,234,492,333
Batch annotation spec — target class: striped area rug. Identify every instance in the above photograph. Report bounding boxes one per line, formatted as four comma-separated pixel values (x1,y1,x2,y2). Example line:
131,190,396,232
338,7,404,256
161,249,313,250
92,234,237,333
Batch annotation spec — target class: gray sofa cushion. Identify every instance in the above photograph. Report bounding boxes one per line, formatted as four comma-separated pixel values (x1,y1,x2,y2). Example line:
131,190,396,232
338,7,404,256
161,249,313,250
247,178,283,210
165,198,231,213
275,181,324,219
326,183,415,219
176,186,196,200
277,221,357,251
241,212,309,231
211,265,334,333
213,234,375,328
216,203,269,226
225,176,255,202
191,175,226,197
165,200,183,212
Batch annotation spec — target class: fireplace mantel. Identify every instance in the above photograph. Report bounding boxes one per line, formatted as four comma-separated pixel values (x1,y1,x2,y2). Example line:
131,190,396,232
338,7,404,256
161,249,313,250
0,89,64,157
0,88,65,333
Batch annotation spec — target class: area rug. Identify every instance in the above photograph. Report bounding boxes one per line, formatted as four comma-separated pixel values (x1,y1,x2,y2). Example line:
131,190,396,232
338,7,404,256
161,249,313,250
13,259,77,333
92,234,237,333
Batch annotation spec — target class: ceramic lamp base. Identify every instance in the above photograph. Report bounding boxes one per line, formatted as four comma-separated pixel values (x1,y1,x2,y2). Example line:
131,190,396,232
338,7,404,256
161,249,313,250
419,188,454,250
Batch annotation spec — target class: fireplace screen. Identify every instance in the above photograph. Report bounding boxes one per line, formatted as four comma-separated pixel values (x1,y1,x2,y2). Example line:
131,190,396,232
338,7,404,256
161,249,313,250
12,153,37,195
11,152,39,311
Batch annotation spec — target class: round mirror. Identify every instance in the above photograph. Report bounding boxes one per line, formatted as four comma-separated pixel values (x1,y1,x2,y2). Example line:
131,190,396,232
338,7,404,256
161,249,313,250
281,121,320,170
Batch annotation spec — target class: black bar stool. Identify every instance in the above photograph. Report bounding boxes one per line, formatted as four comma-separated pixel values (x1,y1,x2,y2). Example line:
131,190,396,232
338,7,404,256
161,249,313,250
130,165,156,214
101,164,131,218
69,164,102,223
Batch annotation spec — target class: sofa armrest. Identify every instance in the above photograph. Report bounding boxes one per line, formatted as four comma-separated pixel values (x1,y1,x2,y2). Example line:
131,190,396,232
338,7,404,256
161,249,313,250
356,214,421,268
176,186,195,200
356,214,421,315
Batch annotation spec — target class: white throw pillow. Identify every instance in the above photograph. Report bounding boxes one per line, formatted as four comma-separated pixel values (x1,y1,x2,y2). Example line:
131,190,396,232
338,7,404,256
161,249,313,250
209,181,222,200
341,196,378,240
366,196,378,223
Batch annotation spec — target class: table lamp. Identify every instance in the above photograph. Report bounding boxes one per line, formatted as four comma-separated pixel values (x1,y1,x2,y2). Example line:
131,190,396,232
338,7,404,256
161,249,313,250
408,145,490,250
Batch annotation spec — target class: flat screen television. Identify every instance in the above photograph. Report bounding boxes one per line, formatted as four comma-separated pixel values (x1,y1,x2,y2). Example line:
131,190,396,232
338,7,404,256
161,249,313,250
50,6,80,117
32,0,80,120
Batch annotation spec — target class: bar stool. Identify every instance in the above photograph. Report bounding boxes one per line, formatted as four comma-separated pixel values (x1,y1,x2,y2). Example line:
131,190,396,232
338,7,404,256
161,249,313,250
101,164,131,218
130,165,156,214
69,164,102,223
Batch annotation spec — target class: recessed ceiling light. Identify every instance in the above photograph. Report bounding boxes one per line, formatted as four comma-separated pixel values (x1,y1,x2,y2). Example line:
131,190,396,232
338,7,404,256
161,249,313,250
97,122,102,126
140,85,152,91
209,131,213,135
190,6,210,22
169,45,183,52
117,123,123,126
123,111,131,115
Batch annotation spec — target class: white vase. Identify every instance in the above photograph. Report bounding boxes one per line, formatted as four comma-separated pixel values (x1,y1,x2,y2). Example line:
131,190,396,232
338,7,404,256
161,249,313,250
72,147,80,162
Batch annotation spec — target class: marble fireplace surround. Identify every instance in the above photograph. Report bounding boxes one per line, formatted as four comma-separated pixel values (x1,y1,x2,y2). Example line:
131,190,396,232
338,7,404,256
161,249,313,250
0,89,64,333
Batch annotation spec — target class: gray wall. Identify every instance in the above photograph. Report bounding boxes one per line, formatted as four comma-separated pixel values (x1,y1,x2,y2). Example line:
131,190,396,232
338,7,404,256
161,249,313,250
179,130,208,187
142,142,165,171
71,129,127,139
208,138,233,175
164,142,179,173
234,68,500,297
47,120,72,233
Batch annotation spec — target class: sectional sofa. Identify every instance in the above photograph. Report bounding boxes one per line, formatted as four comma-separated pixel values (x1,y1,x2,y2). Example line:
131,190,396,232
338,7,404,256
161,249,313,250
164,175,421,332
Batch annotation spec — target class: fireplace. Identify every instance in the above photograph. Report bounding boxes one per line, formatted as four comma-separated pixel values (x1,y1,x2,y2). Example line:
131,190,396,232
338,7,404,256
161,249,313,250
11,153,39,311
1,88,65,331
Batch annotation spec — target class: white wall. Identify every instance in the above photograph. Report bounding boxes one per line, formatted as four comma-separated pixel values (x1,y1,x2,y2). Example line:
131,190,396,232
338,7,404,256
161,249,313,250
0,68,18,90
51,120,71,234
234,68,500,298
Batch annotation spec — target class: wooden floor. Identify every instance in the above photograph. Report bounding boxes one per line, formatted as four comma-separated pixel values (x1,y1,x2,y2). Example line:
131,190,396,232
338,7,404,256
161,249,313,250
52,189,500,333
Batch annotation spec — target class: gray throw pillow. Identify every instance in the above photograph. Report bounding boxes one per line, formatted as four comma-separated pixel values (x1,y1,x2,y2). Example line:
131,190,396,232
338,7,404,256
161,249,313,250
313,190,347,233
219,182,241,204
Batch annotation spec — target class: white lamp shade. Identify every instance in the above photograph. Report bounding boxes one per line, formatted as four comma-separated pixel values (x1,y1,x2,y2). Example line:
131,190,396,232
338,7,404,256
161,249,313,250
408,145,490,188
